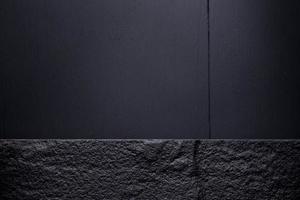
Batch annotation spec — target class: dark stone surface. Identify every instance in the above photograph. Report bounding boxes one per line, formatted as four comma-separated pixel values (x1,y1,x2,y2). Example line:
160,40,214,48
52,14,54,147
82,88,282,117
0,140,299,199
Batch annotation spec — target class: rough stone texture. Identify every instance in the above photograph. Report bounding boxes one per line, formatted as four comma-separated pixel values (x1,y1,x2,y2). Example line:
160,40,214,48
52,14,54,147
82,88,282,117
0,140,299,200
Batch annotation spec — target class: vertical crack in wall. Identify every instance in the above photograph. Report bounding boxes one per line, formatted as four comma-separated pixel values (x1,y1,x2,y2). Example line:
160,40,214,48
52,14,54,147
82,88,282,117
192,140,206,200
1,75,6,138
207,0,212,139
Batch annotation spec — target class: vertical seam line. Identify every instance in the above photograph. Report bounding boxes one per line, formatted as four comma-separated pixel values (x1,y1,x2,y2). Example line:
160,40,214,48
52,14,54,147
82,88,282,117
1,76,6,138
207,0,211,139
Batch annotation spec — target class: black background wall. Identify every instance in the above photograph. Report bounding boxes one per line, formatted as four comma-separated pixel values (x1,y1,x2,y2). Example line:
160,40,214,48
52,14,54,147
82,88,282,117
1,0,300,139
211,0,300,139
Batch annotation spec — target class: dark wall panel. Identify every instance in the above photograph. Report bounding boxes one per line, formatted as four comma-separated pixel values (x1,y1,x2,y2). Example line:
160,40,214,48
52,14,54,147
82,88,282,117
1,0,209,138
211,0,300,138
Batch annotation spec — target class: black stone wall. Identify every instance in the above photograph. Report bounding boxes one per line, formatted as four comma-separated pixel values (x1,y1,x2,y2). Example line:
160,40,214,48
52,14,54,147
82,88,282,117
1,1,299,197
1,140,299,199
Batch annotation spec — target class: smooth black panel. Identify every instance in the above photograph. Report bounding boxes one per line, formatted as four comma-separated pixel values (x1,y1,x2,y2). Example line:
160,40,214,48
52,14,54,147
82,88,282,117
1,0,208,138
211,0,300,138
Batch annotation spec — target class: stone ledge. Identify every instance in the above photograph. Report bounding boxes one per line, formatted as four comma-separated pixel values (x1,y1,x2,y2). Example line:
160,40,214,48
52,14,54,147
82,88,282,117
0,140,299,199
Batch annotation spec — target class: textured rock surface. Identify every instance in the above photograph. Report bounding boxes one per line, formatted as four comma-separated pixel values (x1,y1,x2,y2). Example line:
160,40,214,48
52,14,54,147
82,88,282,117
0,140,299,199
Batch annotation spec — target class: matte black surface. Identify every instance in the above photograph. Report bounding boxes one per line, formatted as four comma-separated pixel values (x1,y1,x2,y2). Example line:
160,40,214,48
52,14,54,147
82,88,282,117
1,0,208,138
211,0,300,138
1,140,300,199
2,1,300,139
